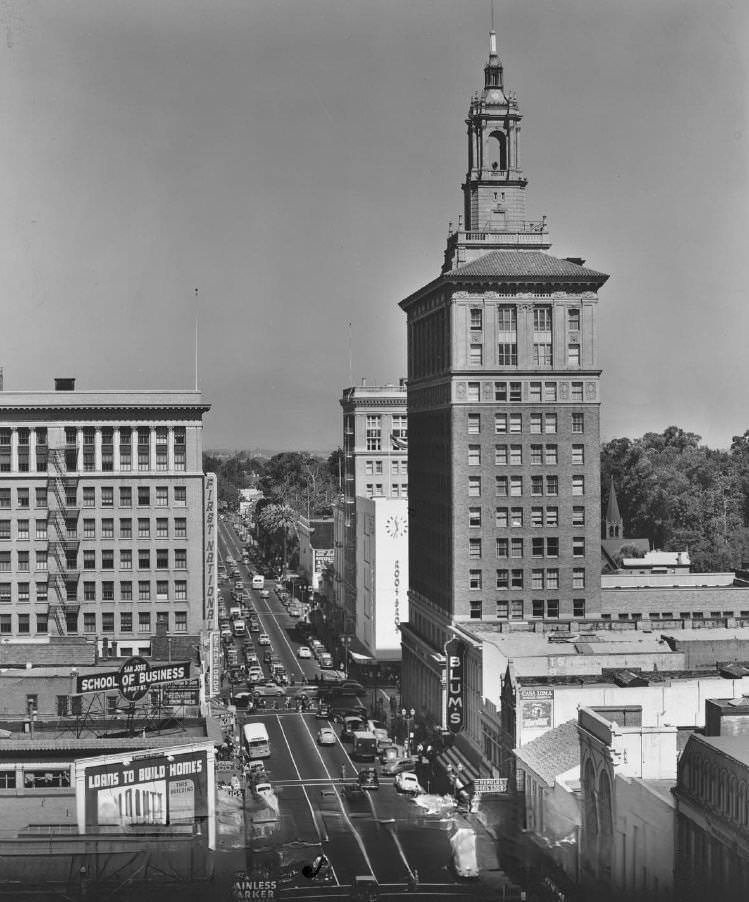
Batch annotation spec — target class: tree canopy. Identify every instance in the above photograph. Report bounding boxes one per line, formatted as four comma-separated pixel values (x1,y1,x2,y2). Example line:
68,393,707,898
602,427,748,572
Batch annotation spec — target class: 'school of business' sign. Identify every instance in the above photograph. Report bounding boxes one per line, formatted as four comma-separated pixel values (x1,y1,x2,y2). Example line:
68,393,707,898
76,658,191,700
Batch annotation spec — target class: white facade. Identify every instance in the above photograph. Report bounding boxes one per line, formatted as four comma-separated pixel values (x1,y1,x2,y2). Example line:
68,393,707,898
355,497,409,661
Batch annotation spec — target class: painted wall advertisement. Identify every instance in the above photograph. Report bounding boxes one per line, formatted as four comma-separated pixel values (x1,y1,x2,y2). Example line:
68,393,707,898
520,687,554,730
75,744,215,846
372,498,409,657
445,636,465,734
313,548,334,574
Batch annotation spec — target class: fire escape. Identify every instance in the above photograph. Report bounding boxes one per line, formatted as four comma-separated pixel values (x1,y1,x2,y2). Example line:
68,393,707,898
47,445,80,636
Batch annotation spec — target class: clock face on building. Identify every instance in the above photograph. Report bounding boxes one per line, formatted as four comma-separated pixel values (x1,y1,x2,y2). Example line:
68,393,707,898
489,91,501,103
385,515,408,540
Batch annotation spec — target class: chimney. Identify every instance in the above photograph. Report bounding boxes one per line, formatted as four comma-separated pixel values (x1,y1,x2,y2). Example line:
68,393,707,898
54,378,76,391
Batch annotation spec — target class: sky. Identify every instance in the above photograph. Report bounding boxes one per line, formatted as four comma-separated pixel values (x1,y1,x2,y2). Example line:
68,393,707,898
0,0,747,453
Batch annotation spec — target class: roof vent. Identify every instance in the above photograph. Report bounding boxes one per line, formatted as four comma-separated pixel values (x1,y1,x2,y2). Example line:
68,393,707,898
54,378,76,391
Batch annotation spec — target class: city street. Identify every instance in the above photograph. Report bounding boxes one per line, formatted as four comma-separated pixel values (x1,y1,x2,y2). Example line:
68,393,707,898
216,520,507,897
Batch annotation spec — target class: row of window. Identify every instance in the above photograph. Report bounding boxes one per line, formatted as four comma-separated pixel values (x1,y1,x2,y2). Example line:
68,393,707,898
472,505,586,528
78,548,188,570
464,598,587,620
0,427,185,446
492,411,584,433
364,459,407,475
0,516,188,541
469,567,586,590
0,609,188,634
469,444,585,465
468,474,586,497
469,306,580,333
0,485,189,509
365,416,408,452
0,579,189,603
468,536,587,559
364,484,409,498
469,343,581,368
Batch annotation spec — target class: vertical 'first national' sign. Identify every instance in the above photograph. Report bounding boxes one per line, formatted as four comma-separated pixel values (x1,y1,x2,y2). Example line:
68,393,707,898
445,637,465,734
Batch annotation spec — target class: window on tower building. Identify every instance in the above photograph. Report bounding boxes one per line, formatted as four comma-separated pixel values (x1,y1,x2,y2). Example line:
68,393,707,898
469,570,482,590
511,569,524,589
467,414,481,434
468,445,481,466
571,382,584,402
532,569,544,590
498,306,516,331
544,413,557,434
510,445,522,465
495,414,507,434
498,343,518,367
530,445,542,465
466,382,480,402
496,600,509,619
533,307,552,331
531,475,543,496
547,569,560,590
469,600,483,620
568,344,581,367
495,508,508,528
509,413,522,433
468,476,482,496
568,308,581,331
572,506,585,526
572,475,585,496
470,308,483,330
532,600,544,618
495,476,508,497
573,537,585,557
572,412,584,433
366,416,382,451
530,414,542,434
469,344,483,366
468,538,482,559
495,445,508,465
543,382,557,402
547,537,559,557
511,538,523,558
533,344,553,367
531,507,543,527
511,507,523,527
391,416,407,443
495,382,507,402
496,539,508,559
545,445,558,465
468,507,482,528
546,475,559,496
573,568,586,589
546,507,559,527
546,600,559,618
572,444,585,464
529,382,542,402
573,599,586,618
496,569,509,590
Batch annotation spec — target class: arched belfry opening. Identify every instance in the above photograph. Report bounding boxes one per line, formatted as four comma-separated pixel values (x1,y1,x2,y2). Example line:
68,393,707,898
487,130,507,171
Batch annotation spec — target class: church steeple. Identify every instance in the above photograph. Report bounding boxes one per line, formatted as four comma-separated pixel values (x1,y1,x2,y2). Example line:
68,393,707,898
443,28,550,272
605,476,623,539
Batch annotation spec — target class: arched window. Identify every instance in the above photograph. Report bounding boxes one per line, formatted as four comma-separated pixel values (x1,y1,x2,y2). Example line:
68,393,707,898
487,130,507,171
583,758,598,872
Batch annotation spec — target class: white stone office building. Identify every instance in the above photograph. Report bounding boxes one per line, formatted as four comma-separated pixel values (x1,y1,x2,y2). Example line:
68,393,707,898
0,379,211,657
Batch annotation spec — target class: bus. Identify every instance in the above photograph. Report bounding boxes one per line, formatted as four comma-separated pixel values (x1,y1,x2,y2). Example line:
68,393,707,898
251,575,265,590
352,731,378,762
243,722,270,759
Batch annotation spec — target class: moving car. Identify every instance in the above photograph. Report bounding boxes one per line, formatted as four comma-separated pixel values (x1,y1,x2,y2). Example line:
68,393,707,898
318,652,334,669
231,690,253,709
232,619,247,636
394,772,424,795
252,684,286,698
257,634,271,646
297,646,312,659
357,767,379,790
317,726,337,746
381,753,418,776
341,716,365,743
253,782,275,802
260,589,270,598
450,827,479,879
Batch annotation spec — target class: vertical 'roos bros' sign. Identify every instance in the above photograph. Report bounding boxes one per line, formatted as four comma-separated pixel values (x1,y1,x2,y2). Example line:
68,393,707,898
445,636,465,734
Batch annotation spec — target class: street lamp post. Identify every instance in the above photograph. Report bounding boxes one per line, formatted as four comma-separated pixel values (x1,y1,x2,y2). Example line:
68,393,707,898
340,635,351,679
401,707,415,755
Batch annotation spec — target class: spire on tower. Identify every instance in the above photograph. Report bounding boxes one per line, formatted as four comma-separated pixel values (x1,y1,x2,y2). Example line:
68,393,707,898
605,476,623,538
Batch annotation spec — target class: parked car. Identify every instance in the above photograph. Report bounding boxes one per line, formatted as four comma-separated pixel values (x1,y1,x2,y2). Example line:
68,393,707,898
317,726,337,746
358,767,380,790
297,646,312,659
247,667,264,683
231,690,253,709
394,772,424,795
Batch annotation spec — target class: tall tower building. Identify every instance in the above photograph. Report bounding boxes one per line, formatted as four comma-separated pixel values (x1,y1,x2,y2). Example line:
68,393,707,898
399,31,609,727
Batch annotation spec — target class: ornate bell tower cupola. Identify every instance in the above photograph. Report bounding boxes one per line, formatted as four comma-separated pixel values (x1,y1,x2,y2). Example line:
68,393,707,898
444,29,551,272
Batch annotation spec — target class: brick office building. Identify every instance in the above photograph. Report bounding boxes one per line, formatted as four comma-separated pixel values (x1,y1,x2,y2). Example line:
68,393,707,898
399,29,608,734
0,379,211,656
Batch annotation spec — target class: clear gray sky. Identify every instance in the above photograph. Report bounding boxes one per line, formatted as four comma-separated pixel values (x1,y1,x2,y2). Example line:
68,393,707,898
1,1,747,451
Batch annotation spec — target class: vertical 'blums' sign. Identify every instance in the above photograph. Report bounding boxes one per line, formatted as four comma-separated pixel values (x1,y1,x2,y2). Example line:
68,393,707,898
445,637,465,733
